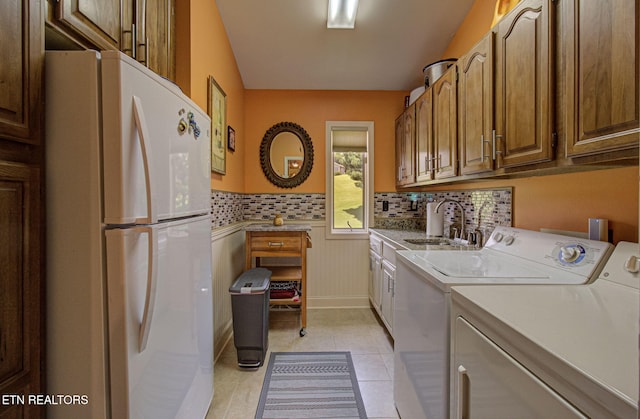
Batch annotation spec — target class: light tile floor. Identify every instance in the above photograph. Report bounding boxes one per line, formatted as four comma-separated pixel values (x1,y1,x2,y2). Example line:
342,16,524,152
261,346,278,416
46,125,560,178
207,308,399,419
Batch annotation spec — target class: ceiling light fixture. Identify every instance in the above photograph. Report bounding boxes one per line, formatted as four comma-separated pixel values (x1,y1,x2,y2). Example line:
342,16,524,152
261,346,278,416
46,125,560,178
327,0,359,29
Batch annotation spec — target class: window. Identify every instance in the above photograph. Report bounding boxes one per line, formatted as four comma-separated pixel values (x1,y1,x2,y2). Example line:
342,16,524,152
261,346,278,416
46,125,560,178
326,121,374,239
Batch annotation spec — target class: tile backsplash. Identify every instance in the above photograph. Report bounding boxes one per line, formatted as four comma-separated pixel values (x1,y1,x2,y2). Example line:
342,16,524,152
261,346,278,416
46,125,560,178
243,193,325,221
373,189,512,237
210,191,244,228
210,188,512,236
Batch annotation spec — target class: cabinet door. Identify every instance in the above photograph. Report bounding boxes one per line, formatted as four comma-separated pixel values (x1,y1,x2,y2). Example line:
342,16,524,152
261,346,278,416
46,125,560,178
564,0,639,157
380,262,395,334
494,0,554,168
459,33,494,175
415,89,435,182
433,66,458,179
0,162,43,417
395,114,404,186
54,0,124,50
136,0,175,81
0,0,42,144
395,105,415,186
368,250,382,310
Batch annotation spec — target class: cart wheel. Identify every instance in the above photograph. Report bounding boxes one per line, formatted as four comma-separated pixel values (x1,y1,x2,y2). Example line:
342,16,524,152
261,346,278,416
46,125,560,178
299,328,306,337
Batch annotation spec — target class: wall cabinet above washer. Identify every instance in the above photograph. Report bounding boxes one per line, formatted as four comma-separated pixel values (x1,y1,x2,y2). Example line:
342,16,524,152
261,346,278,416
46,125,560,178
493,0,555,169
458,32,494,176
394,0,638,189
563,0,639,158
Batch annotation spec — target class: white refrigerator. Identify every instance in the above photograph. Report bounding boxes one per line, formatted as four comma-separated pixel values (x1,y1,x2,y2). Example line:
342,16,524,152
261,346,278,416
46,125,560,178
45,50,213,419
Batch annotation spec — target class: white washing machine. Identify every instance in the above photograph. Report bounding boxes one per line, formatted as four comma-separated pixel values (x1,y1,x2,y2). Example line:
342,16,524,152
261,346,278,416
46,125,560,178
393,227,614,419
450,241,639,418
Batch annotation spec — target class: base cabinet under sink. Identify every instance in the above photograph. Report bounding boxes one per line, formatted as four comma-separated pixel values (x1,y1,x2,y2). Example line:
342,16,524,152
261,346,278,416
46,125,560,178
368,249,382,311
380,260,395,334
369,231,399,336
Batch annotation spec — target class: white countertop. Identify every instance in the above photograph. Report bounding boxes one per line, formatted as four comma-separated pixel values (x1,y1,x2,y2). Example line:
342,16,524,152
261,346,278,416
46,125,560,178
244,223,312,232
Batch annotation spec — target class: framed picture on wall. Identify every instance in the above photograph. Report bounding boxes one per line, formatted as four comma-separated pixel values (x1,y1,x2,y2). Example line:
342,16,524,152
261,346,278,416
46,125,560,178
208,76,227,174
228,126,236,151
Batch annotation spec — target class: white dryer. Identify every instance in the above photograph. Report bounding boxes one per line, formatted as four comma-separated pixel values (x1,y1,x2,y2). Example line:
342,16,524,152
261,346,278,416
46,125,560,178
393,227,614,419
450,241,639,418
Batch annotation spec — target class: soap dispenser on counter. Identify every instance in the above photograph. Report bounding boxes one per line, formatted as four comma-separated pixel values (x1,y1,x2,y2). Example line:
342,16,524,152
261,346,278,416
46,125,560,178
426,196,444,237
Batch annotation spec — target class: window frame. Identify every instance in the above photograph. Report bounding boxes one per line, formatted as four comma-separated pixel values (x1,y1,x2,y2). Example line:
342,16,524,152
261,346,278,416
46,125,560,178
325,121,374,240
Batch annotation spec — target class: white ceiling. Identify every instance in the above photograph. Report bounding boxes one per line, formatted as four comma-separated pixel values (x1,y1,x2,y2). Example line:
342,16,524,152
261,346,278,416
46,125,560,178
215,0,475,91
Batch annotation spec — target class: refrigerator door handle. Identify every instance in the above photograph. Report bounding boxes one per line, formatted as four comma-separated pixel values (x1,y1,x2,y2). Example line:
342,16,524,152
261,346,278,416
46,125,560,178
132,95,157,224
138,226,159,352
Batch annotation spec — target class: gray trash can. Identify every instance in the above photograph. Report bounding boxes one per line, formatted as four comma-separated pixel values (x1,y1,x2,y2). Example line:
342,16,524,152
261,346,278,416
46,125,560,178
229,268,271,368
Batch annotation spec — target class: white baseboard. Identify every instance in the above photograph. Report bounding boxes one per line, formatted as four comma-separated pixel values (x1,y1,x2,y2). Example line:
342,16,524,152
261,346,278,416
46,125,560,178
214,320,233,363
307,295,370,309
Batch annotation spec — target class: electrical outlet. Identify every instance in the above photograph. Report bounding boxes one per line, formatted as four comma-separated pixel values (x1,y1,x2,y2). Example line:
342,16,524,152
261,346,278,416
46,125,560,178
382,201,389,211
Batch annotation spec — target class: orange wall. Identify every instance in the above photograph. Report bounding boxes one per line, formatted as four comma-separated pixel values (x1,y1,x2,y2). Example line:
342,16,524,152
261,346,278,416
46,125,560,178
442,0,497,59
175,0,246,193
243,90,406,193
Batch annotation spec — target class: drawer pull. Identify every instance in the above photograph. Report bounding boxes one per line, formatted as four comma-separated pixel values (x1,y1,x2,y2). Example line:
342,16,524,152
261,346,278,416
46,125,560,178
268,241,284,247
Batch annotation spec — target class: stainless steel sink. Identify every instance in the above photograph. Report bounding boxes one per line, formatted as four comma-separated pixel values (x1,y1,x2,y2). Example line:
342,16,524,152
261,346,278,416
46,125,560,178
404,238,452,246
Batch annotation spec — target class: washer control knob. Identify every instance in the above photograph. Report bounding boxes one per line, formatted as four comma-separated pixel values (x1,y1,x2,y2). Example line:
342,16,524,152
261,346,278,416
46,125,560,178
493,232,504,242
560,246,579,263
625,256,639,273
504,236,515,246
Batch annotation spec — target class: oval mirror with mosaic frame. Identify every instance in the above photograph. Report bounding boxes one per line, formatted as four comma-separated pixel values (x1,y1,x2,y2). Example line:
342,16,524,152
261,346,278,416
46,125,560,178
260,122,314,188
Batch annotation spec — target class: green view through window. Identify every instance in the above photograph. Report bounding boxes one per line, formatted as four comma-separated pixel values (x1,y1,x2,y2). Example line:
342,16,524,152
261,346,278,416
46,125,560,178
326,122,374,239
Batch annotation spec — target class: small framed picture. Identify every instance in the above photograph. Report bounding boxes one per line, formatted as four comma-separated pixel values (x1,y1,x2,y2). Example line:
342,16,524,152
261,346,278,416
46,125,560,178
227,126,236,151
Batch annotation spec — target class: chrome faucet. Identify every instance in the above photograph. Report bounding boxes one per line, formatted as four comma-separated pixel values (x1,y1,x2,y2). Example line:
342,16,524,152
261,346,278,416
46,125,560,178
435,199,465,240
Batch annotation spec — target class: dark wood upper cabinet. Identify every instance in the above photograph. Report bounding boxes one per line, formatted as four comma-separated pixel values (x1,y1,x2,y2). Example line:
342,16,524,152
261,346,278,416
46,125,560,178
415,89,434,182
395,104,416,187
432,66,458,180
564,0,639,157
139,0,176,81
494,0,555,169
47,0,176,81
396,0,638,188
458,32,495,175
52,0,124,50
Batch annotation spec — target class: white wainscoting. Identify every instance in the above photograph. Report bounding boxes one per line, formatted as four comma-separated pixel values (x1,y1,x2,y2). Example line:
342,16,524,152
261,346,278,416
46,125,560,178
305,223,370,308
211,224,246,361
210,221,370,358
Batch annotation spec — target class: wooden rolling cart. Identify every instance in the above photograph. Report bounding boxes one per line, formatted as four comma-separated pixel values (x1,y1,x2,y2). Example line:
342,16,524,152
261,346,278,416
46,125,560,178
244,224,312,336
